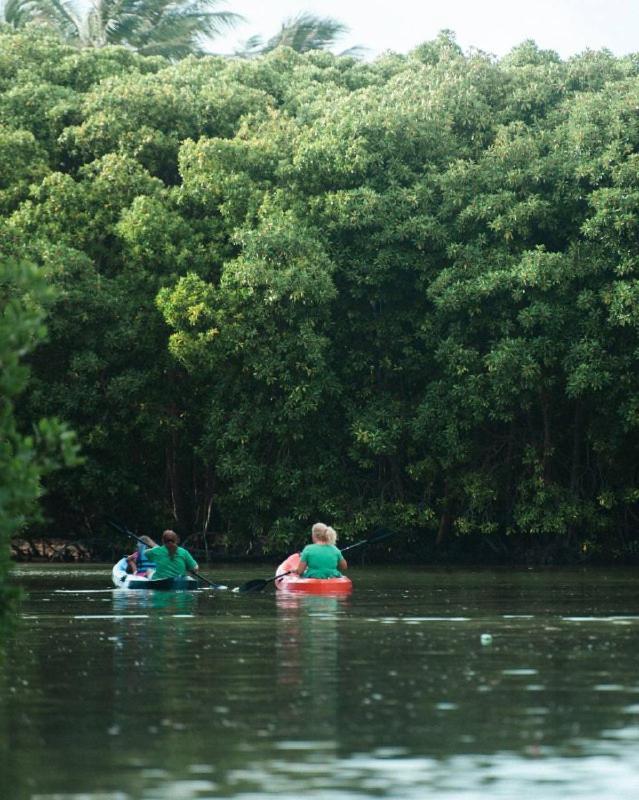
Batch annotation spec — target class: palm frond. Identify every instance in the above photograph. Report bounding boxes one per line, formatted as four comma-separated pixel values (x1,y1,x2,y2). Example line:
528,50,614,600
2,0,241,56
2,0,38,26
261,12,349,55
104,0,242,56
1,0,81,36
92,0,140,43
338,45,367,59
233,33,263,58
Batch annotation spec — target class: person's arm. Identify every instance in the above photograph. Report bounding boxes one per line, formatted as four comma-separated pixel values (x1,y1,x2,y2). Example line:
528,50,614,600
126,552,137,574
296,547,310,576
334,545,347,572
183,549,198,573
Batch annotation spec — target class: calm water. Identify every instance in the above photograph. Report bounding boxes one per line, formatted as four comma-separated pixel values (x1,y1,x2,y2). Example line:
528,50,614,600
2,564,639,799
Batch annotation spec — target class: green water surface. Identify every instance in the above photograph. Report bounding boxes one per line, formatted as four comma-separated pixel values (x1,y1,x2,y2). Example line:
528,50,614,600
2,564,639,799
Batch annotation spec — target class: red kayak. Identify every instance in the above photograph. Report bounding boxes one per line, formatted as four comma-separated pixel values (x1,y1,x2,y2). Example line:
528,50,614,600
275,553,352,595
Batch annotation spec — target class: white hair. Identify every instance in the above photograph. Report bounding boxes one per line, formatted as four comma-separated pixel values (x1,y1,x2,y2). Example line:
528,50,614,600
311,522,337,545
312,522,328,543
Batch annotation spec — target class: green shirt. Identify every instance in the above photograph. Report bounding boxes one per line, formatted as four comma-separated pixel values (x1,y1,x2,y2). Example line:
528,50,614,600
299,543,343,578
144,545,198,579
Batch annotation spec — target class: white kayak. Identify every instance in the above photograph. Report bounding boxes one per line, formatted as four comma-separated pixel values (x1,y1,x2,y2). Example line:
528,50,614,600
111,558,199,591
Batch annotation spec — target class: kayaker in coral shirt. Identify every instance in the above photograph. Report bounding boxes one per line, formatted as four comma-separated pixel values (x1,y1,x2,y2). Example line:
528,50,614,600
296,522,347,578
143,530,199,579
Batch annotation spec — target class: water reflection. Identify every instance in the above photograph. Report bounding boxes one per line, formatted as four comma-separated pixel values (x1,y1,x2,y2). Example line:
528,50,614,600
112,587,198,615
275,593,349,746
5,565,639,799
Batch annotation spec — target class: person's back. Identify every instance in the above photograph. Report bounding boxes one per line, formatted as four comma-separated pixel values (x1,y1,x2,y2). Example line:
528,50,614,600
297,523,347,579
144,530,198,579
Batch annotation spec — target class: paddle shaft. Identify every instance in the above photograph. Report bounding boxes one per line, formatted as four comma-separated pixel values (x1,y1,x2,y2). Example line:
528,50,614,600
265,569,295,587
340,529,394,555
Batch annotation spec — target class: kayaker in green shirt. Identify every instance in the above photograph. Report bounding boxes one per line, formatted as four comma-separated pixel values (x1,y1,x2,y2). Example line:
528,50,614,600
296,522,347,578
143,530,199,579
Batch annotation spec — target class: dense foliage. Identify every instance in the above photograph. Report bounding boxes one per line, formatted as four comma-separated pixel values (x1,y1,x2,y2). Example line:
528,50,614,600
3,28,639,562
0,256,79,610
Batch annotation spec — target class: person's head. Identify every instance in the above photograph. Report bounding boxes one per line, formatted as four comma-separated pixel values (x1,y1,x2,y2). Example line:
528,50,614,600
312,522,333,544
311,522,327,543
325,526,337,546
139,535,155,548
162,530,179,554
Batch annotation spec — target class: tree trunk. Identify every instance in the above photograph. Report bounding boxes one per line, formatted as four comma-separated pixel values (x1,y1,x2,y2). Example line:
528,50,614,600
165,432,185,526
436,481,452,545
570,401,582,496
540,390,551,481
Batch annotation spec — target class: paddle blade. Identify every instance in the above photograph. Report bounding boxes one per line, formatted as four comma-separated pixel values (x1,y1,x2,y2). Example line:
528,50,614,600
188,569,227,590
234,569,294,593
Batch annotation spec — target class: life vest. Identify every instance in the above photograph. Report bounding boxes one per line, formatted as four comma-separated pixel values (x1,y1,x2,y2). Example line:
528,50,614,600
135,542,155,573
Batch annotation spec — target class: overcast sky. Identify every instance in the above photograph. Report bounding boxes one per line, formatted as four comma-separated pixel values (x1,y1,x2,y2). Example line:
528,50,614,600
215,0,638,59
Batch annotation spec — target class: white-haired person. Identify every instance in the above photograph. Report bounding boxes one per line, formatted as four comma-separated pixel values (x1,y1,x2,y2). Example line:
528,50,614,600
296,522,347,578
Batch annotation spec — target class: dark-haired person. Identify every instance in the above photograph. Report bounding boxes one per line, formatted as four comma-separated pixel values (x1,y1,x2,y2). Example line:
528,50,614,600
143,530,198,580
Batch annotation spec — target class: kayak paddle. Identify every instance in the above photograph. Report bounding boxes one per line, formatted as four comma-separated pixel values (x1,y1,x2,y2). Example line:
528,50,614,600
233,527,396,594
232,570,296,594
107,518,228,590
340,528,396,554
